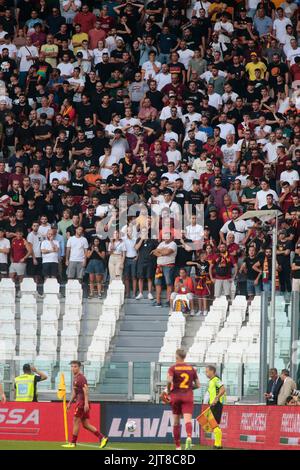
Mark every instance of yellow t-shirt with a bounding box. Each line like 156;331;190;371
245;61;267;81
72;33;88;53
41;44;58;68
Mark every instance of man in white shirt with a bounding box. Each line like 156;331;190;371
152;232;178;307
217;113;235;140
162;162;179;188
17;36;38;86
179;162;197;191
27;221;43;283
186;214;204;247
156;63;172;91
264;133;282;163
66;226;88;280
40;229;60;279
57;52;74;77
38;216;51;241
221;134;239;168
214;15;234;44
280;159;300;189
255;180;279;209
286;38;300;65
220;208;250;245
254;116;272;142
147;185;164;216
222;83;239;103
49;162;69;191
0;227;10;275
178;40;194;70
159;188;181;217
142;51;161;80
166;139;182;169
182;103;202;130
273;8;292;44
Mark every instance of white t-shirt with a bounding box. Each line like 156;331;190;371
57;61;74;76
221;143;239;165
208;92;223;110
99;153;119;179
161;171;179;184
122;237;137;257
273;17;292;43
280;170;300;185
166;149;182;166
67;235;88;262
0;237;10;263
178;49;194;69
214;21;234;44
49;170;69;191
164;131;179;143
142;60;161;80
156;72;171;91
38;224;51;241
93;47;109;65
68;76;85;102
41;239;60;263
193;0;211;16
0;43;17;58
179;169;197;191
287;47;300;65
27;231;43;258
218;123;235;140
186;224;204;242
256;189;279;208
220;219;249;245
17;45;38;72
156;240;177;266
263;142;281;163
148;194;165;215
160;105;182;120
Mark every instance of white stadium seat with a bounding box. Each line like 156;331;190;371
225;343;244;363
20;278;37;295
43;278;60;295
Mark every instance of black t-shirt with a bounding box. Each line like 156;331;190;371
205;218;223;244
76;103;95;127
106;173;126;198
187;190;204;207
176;238;193;267
245;255;259;280
136;238;158;264
68;177;88;196
277;240;292;266
145;90;164;111
173;189;187;211
97;105;114;125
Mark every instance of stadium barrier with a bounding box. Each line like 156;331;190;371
101;402;300;448
201;405;300;450
0;402;101;442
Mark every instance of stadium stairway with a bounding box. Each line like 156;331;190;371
180;316;204;351
97;299;169;396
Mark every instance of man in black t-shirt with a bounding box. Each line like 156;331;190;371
107;164;126;198
240;245;261;299
135;227;158;300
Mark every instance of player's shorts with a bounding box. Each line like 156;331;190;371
170;393;194;415
74;403;91;420
210;401;223;424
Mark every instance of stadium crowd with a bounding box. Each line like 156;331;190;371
0;0;298;311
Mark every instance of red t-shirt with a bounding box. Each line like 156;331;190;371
174;276;194;294
168;363;198;394
73;373;87;406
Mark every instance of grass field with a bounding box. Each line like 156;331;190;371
0;440;212;451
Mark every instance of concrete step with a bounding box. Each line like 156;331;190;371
111;353;159;362
117;330;166;337
115;337;164;348
121;321;168;331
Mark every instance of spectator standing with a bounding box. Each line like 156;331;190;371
66;226;88;280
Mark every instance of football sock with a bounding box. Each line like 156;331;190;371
173;425;181;447
185;422;192;438
214;427;222;447
71;434;78;444
94;430;104;440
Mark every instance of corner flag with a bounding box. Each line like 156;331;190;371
57;373;68;443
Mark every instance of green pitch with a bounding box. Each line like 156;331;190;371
0;440;212;451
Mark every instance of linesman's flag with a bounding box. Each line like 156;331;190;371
196;407;218;433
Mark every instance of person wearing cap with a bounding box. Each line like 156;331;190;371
14;363;47;402
245;51;267;81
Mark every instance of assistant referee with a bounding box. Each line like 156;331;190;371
204;365;226;450
14;364;48;402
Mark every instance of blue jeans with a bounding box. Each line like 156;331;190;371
155;266;175;286
247;279;261;296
